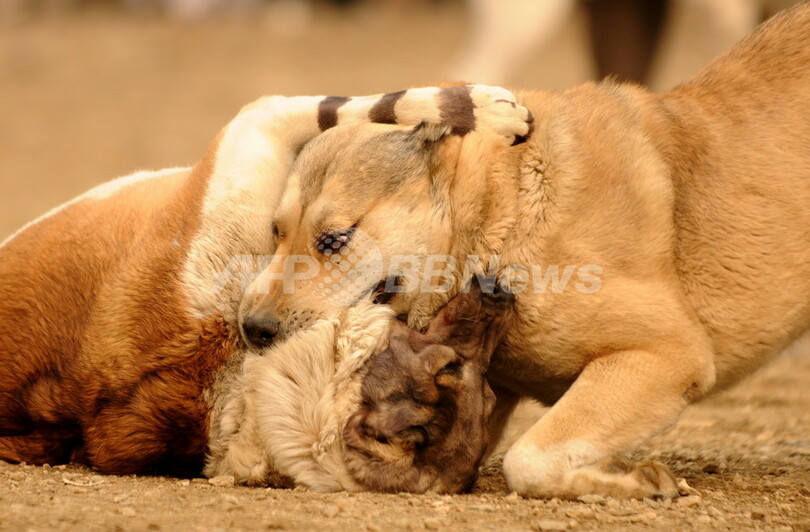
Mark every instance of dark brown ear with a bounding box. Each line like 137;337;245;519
344;282;509;494
423;276;515;361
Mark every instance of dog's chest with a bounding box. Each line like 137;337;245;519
486;304;584;404
488;339;582;404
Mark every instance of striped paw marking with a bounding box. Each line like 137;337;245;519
467;85;535;146
314;85;534;147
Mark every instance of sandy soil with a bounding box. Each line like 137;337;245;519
1;3;808;531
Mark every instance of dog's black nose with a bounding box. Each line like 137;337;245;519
241;315;281;349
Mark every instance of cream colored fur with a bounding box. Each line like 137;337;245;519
205;302;393;492
0;84;531;481
183;88;532;324
195;86;530;488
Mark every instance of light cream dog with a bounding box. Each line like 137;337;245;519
207;281;513;493
240;3;810;499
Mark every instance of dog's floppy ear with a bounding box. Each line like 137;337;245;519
403;121;467;210
408;121;454;148
404;122;459;207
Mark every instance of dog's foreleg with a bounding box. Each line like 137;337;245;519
502;345;715;499
203;85;532;229
220;84;533;161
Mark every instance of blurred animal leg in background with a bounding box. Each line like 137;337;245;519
451;0;792;89
451;0;578;85
649;0;760;89
583;0;668;84
451;0;670;86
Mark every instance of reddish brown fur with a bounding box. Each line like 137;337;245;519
0;137;240;476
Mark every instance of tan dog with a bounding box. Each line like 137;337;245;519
241;3;810;498
0;85;531;478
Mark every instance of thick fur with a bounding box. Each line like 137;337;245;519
0;160;234;475
0;86;532;476
208;283;512;493
205;303;392;492
242;4;810;498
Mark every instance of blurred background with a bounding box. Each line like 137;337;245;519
0;0;799;241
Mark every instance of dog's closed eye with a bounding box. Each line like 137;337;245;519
315;227;356;255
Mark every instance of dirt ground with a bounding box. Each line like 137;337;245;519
1;347;808;531
1;3;808;531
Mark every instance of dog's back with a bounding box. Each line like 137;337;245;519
0;165;236;473
654;2;810;386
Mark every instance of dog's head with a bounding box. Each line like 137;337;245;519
230;277;514;493
238;121;504;344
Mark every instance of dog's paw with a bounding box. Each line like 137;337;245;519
569;456;681;500
504;444;680;500
467;85;534;146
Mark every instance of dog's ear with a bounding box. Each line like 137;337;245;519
404;122;463;209
408;121;454;148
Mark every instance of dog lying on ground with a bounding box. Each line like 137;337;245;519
207;279;513;493
0;85;531;483
239;3;810;499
